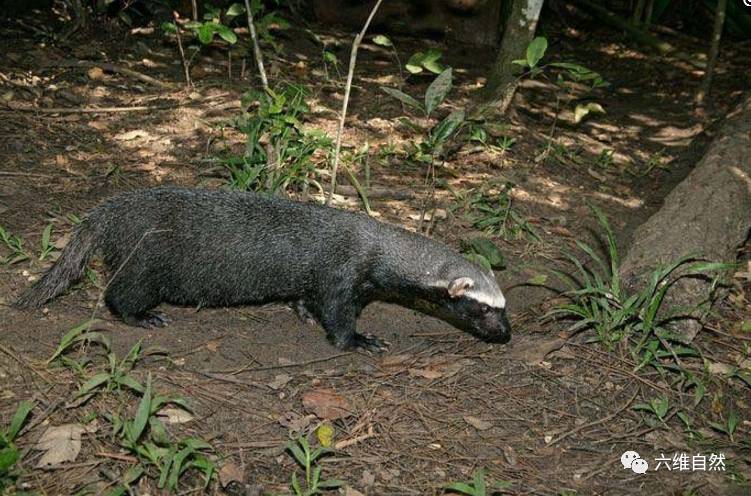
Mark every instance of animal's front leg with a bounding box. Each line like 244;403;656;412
318;299;388;353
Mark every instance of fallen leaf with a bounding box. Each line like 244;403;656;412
706;361;734;376
278;412;315;434
219;462;244;488
408;368;443;379
268;374;292;390
345;488;365;496
87;67;104;80
503;445;517;466
115;129;150;141
157;407;194;424
205;339;221;352
303;388;352;420
464;416;492;431
36;424;86;467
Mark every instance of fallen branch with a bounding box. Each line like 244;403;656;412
326;0;384;205
51;60;173;89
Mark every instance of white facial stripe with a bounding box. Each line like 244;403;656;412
466;287;505;308
468;271;506;308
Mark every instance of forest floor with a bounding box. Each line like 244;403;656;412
1;9;751;496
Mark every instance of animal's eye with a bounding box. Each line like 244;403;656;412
481;304;491;314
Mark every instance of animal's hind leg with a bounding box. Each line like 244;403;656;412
105;276;166;328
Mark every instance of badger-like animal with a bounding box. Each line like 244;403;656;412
17;187;511;351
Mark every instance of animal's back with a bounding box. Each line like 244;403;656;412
90;187;379;307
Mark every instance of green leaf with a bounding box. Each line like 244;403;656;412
317;478;345;488
287;440;307;467
196;23;216;45
41;223;52;249
464;253;491;272
215;24;237;44
526;37;548;68
372;34;392;47
132;374;152;442
573;102;606;124
461;236;505;269
226;3;245;16
422;49;445;74
444;482;476;495
473;468;486;495
425;68;452;116
431;109;465;145
291;472;302;495
48;320;96;363
728;411;738;436
0;447;20;472
183;438;213;451
7;400;34;441
527;274;548;285
406;52;425;74
115;375;145;393
123;464;145;485
381;87;422;111
76;372;111;397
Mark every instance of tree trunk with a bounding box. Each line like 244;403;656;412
695;0;727;106
620;93;751;341
481;0;544;112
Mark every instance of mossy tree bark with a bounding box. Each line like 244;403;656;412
481;0;544;113
620;93;751;341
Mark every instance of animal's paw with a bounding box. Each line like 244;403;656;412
349;333;390;354
124;312;170;329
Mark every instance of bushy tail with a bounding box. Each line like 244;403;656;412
15;220;98;308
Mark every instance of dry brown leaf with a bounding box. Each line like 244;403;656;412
36;424;86;467
407;368;443;379
219;462;244;488
268;374;292;390
87;67;104;80
302;388;352;420
157;407;194;424
464;416;492;431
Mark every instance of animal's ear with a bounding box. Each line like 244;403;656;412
447;277;474;298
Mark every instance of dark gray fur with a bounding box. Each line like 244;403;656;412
17;187;511;351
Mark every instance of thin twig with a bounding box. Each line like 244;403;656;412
326;0;384;205
243;0;269;92
4;103;185;114
173;11;193;88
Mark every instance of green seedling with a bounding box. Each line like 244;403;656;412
287;437;344;496
633;396;670;425
38;223;55;261
444;468;512;495
0;225;29;264
709;411;739;442
0;401;34;491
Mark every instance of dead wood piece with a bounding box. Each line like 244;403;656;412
51;60;173;89
620;92;751;341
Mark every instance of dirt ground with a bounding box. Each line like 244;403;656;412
1;8;751;496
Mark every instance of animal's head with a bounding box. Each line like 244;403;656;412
426;270;511;344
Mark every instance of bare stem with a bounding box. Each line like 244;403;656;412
326;0;384;205
243;0;269;92
172;11;192;89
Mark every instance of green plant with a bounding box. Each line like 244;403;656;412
710;411;739;442
547;207;733;385
0;225;29;264
445;468;511;495
286;437;344;496
465;183;540;241
461;236;506;272
226;84;332;193
0;401;34;491
633;396;670;425
38;223;55;261
405;48;445;75
110;375;213;493
382;68;464;161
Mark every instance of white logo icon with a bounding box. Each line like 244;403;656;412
744;0;751;7
621;451;648;474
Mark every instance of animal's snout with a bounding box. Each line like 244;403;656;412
492;309;512;344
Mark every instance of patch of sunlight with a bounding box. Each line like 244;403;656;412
592;191;643;209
